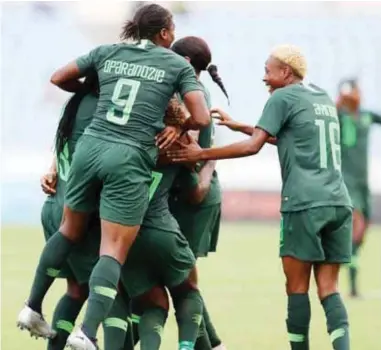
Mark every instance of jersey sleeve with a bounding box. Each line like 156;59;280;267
256;91;288;137
76;45;112;74
176;63;202;98
76;49;98;74
371;111;381;124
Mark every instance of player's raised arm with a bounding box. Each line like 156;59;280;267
182;91;210;130
50;61;85;93
211;108;277;145
51;46;100;93
167;126;270;163
176;63;210;130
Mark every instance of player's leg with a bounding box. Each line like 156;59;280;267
280;210;328;350
102;287;130;350
317;206;352;350
135;287;169;350
48;279;88;350
169;267;204;350
19;136;100;337
119;233;170;350
282;257;312;350
68;144;152;349
161;229;204;350
124;302;141;350
348;209;366;297
18;207;88;338
196;205;224;350
348;187;370;297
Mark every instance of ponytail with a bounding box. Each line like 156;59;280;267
120;20;140;41
207;64;230;104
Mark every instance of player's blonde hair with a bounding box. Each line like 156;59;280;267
271;44;307;79
164;97;187;127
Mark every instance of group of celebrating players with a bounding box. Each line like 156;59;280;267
15;3;379;350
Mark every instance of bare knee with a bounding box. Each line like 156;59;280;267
282;257;312;295
99;220;140;264
66;279;89;302
314;264;340;300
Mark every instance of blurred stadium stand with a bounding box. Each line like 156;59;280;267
2;2;381;223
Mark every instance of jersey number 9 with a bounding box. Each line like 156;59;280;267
107;78;141;125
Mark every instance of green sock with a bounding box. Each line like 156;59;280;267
195;319;212;350
103;293;130;350
29;232;74;313
172;289;203;350
286;294;310;350
202;302;221;348
321;293;350;350
348;242;360;295
124;314;140;350
47;294;84;350
138;306;167;350
82;256;121;339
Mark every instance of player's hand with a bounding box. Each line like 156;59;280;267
40;172;57;195
167;134;203;163
156;126;181;150
211;108;240;131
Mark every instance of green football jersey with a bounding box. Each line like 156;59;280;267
55;93;98;205
339;109;381;187
76;40;201;153
256;83;351;212
142;164;182;229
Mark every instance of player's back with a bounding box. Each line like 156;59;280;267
78;40;199;151
274;84;351;212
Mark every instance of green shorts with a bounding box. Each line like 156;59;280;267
171;203;221;258
280;206;353;263
41;199;100;284
120;214;195;298
65;135;155;226
346;184;371;220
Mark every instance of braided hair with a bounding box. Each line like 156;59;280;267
54;70;99;154
171;36;229;103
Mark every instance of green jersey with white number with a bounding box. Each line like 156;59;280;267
55;93;98;206
142;164;182;230
256;83;351;212
76;40;201;154
339;109;381;187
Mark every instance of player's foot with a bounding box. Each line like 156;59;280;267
17;304;56;339
213;344;228;350
66;328;98;350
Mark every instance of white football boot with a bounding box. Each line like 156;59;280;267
17;304;56;339
66;328;98;350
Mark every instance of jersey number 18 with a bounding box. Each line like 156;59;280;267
314;119;341;171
